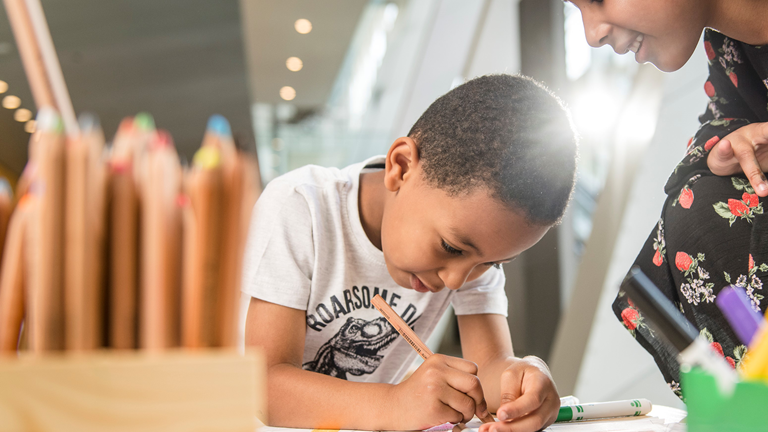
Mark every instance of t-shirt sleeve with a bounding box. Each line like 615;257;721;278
451;267;508;316
241;178;315;310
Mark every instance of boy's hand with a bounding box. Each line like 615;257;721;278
392;354;491;429
707;122;768;196
479;356;559;432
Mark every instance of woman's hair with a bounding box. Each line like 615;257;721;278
408;74;579;225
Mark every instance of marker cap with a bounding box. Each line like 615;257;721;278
716;285;763;345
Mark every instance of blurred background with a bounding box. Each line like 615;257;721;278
0;0;709;409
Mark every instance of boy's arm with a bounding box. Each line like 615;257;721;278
458;313;559;432
246;297;490;430
246;297;393;429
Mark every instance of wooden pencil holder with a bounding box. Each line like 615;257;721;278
0;349;266;432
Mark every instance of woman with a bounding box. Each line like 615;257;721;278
569;0;768;397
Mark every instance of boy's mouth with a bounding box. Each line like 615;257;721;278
410;274;434;293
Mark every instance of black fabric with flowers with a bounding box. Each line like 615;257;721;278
612;29;768;399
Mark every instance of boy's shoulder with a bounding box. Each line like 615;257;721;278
265;156;381;197
265;163;353;197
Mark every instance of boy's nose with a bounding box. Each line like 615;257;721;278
439;263;476;291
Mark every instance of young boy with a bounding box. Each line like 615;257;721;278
243;75;578;432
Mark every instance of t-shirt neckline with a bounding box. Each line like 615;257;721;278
347;155;388;266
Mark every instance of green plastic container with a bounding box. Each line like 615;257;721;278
682;368;768;432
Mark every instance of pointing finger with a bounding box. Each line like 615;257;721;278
731;135;768;196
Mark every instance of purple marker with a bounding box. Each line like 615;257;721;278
716;285;764;345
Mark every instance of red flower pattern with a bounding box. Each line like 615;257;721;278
711;342;724;356
728;198;749;216
621;308;639;330
679;187;694;209
653;249;663;267
705;41;715;60
704;81;715;98
743;192;759;207
730;72;739;87
749;254;755;271
704;136;720;151
675;252;693;272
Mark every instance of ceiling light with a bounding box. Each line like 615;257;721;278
14;108;31;122
280;86;296;101
2;95;20;109
294;19;312;34
24;119;35;134
286;57;303;72
0;80;7;94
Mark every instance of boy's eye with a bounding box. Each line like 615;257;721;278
492;263;501;270
441;239;463;255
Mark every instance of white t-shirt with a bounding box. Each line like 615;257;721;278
242;155;508;384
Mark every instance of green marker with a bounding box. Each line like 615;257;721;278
556;398;652;422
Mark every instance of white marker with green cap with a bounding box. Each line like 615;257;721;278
556;399;652;422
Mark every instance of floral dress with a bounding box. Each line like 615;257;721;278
612;29;768;399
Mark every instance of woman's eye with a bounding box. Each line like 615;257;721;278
492;263;501;270
441;239;463;255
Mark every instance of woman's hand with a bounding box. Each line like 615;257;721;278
708;122;768;196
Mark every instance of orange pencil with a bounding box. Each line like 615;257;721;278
216;153;244;347
64;114;108;350
0;179;12;267
64;114;107;351
26;107;65;352
108;159;138;349
107;118;142;349
83;114;108;350
139;131;182;350
181;144;222;348
371;294;496;424
0;194;31;353
2;0;55;109
63;127;88;350
180;190;199;347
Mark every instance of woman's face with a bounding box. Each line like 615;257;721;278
568;0;708;72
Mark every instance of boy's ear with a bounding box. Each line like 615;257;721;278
384;136;420;192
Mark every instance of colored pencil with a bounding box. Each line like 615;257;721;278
26;107;65;352
0;194;31;353
139;131;182;350
108;118;141;350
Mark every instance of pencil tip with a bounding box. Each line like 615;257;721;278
0;178;11;197
153;130;173;149
78;112;101;133
193;146;221;169
207;114;231;137
118;117;134;133
134;112;155;131
36;107;63;133
176;193;190;207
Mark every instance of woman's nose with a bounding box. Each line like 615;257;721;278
583;14;612;48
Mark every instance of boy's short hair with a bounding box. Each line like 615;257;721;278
408;74;578;226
